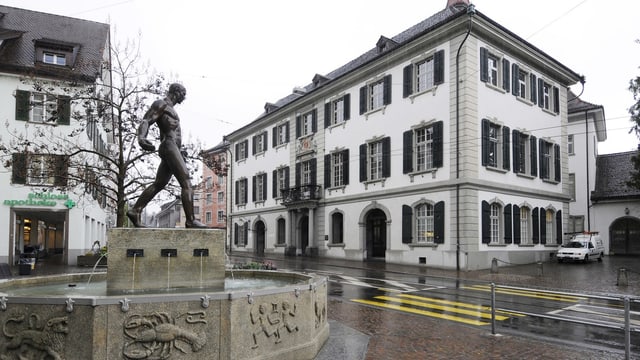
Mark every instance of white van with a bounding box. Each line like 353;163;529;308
556;232;605;263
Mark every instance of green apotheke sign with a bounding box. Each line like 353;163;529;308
3;193;76;209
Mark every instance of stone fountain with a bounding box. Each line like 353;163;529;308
0;228;329;359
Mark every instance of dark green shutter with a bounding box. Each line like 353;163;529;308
540;208;547;245
511;63;519;96
538;78;544;108
252;175;256;202
383;75;392;105
513;205;521;244
402;205;413;244
342;149;350;185
53;155;68;187
234;223;239;245
295;162;301;187
310;158;317;186
272;169;278;198
15;90;30;121
343;94;350;121
502;58;510;91
530;74;537;104
57;96;71;125
512;129;521;173
403;65;413;98
403;130;413;174
553;87;560;114
554;144;561;182
324;154;331;188
434;49;445;85
11;153;27;184
311;109;317;133
481;119;490;166
433;121;443;168
530;136;537;176
359;86;367;114
479;47;488;83
359;144;367;182
503;126;510;171
272;126;277;148
504;204;512;244
532;208;539;244
481;201;490;244
295;115;301;138
382;137;391;178
434;201;445;244
556;210;562;244
324;102;331;128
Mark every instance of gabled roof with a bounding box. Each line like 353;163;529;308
568;90;607;142
592;151;640;201
0;5;109;82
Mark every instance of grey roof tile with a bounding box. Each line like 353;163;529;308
592;151;640;201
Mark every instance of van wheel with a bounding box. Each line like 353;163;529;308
598;253;603;262
584;255;589;262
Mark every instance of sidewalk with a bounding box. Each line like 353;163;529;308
230;253;639;359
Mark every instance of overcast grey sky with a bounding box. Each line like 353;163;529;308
4;0;640;153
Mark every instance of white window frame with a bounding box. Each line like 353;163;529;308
217;191;224;203
276;167;287;198
369;79;385;111
301;160;312;186
517;132;531;174
415;203;435;244
217;210;225;223
545;209;555;243
255;132;266;154
206;193;213;204
205;211;212;224
27;154;56;186
31;93;58;123
43;52;66;66
330;152;345;188
568;134;575;155
517;68;529;101
255;173;266;202
302;111;314;137
487;123;501;168
331;97;345;126
415;126;434;172
368;141;383;181
490;203;501;244
276;123;288;146
237;142;247;160
238;179;247;205
415;56;435;93
520;207;531;245
541;140;556;181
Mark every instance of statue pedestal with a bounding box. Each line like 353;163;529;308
106;228;225;294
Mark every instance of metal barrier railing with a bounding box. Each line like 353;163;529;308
488;283;640;360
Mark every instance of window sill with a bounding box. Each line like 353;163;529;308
274;143;288;151
517;244;535;247
408;243;437;248
409;169;437;182
542;107;558;116
487;243;507;247
542;178;560;185
253;150;266;158
274;243;287;248
409;85;438;103
485;166;508;174
516;96;535;107
328;120;347;132
516;172;535;180
327;243;345;248
326;186;346;195
363;178;386;190
363;105;386;119
484;82;507;94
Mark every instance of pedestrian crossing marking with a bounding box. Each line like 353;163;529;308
463;285;585;303
374;295;510;320
398;294;525;317
332;275;429;292
351;298;490;326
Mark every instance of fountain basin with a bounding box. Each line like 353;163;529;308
0;270;329;360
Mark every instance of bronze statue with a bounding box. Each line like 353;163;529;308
127;83;207;228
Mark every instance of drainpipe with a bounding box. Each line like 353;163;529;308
455;4;475;272
584;110;591;231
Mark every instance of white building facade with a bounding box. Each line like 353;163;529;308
0;6;112;266
225;1;583;270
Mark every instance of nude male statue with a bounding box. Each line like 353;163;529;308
126;83;207;228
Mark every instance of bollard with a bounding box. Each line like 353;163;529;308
537;262;543;277
617;268;629;287
491;258;498;273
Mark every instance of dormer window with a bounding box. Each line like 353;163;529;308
43;52;66;66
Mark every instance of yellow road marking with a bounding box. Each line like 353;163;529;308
374;295;509;320
463;285;584;302
352;298;490;326
398;294;525;317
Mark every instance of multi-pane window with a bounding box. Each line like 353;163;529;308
415;127;434;171
569;173;576;201
331;212;344;244
205;212;212;224
545;209;555;243
360;137;390;182
277;218;286;244
520;207;530;245
15;90;70;125
273;167;289;198
567;134;574;155
487;54;499;86
480;47;510;91
324;94;351;127
490;203;501;244
541;81;551;110
332;97;345;125
235;140;248;161
325;150;349;189
235;178;248;205
217;210;225;223
274;122;289;146
218;174;225;186
27;154;56;185
235;223;247;246
403;50;445;97
206;193;213;204
513;130;536;176
403;122;443;174
368;141;383;181
360;75;391;113
301;161;312;186
253;173;267;202
517;69;528;100
43;52;66;65
415;203;434;243
217;192;224;203
539;140;560;182
537;79;559;114
252;131;268;155
205;176;213;190
482;119;510;170
296;110;317;138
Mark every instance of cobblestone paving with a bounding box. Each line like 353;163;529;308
328;298;626;359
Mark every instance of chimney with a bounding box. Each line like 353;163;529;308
447;0;470;8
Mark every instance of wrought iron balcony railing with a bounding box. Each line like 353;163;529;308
281;185;322;205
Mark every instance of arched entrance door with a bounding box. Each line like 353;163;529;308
610;217;640;255
255;220;266;256
299;216;309;254
366;209;387;260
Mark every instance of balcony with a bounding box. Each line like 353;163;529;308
281;185;322;207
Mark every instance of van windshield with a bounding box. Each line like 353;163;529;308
565;241;585;248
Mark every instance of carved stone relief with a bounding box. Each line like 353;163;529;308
1;312;69;360
250;301;299;349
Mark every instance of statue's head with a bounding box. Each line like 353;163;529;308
168;83;186;104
